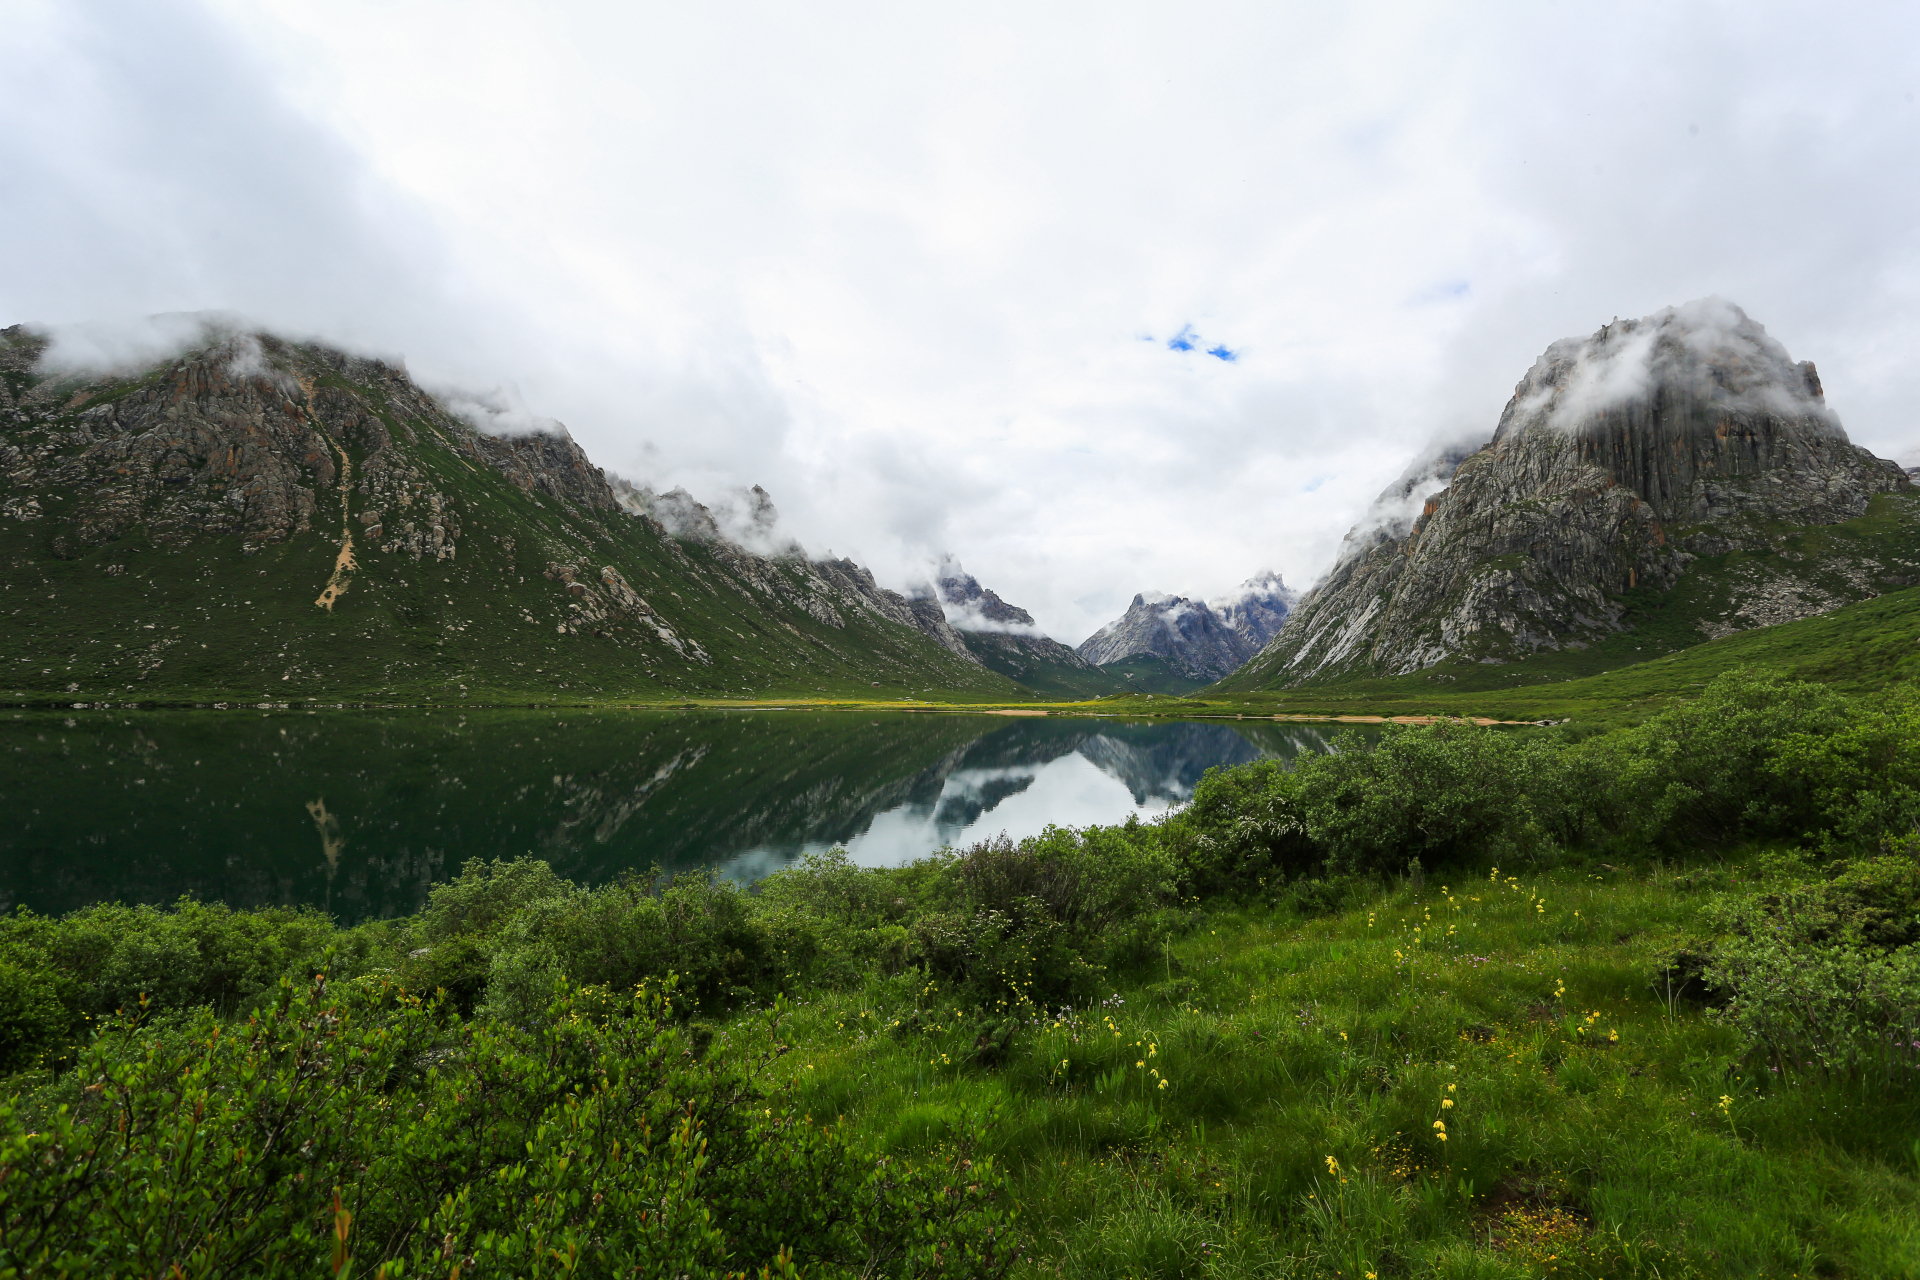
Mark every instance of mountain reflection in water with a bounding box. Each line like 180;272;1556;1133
0;709;1362;923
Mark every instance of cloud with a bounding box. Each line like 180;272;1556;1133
1500;297;1838;437
937;600;1046;637
29;312;244;376
6;1;1920;641
433;384;569;439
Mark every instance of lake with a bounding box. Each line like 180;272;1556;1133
0;708;1362;922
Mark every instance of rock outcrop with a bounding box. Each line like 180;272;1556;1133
931;558;1123;697
1076;571;1296;683
1240;299;1914;685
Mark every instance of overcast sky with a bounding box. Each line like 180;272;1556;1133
5;1;1918;643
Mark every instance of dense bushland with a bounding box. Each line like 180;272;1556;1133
2;978;1013;1277
2;667;1917;1275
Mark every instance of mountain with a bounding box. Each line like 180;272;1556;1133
1210;568;1299;652
0;319;1032;704
1076;571;1296;693
1222;299;1918;691
930;557;1126;699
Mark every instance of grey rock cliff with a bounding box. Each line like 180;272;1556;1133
1077;592;1249;681
1077;571;1295;682
1244;299;1913;685
931;557;1116;693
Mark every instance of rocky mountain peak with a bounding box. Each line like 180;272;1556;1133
1076;591;1246;682
1237;300;1913;686
1074;570;1295;687
1209;570;1296;651
933;556;1039;632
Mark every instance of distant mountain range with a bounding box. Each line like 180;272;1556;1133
15;303;1913;710
1076;570;1296;693
603;482;1123;699
927;557;1125;699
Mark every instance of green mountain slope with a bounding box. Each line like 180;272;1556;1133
0;324;1029;705
1197;582;1920;722
958;631;1130;699
1212;490;1920;705
1096;653;1213;696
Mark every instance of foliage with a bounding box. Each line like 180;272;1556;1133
1707;931;1920;1081
0;897;342;1074
1290;719;1566;873
1582;668;1851;848
1767;680;1920;852
0;974;1017;1278
1699;857;1920;1080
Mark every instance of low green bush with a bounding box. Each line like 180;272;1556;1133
0;897;344;1074
0;974;1018;1278
1701;857;1920;1079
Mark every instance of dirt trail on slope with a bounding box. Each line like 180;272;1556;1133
305;375;357;612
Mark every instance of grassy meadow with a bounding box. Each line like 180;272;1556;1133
2;668;1917;1275
741;860;1918;1277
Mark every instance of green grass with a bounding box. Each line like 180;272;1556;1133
725;861;1920;1277
1095;654;1216;697
1158;586;1920;728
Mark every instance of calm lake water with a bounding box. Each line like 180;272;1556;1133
0;708;1362;923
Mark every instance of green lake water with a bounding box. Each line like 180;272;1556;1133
0;708;1361;923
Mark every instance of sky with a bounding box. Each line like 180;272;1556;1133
5;1;1919;644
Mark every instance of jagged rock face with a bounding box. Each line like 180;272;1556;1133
0;324;619;568
1077;592;1251;681
1210;569;1297;653
929;558;1121;696
935;557;1038;629
1246;300;1913;684
1076;570;1294;683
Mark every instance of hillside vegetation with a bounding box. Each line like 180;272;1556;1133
3;668;1916;1275
0;325;1028;707
1178;583;1920;725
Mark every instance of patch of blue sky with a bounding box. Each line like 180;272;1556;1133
1206;345;1237;362
1302;474;1331;493
1167;325;1198;352
1411;279;1472;305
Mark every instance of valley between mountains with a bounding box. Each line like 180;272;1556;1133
3;300;1918;719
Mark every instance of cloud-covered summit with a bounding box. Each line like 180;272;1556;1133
1505;298;1838;442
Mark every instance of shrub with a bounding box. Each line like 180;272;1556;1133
0;897;341;1074
1583;668;1850;849
1291;721;1560;874
1701;857;1920;1079
417;856;580;941
1707;936;1920;1080
1166;759;1319;896
1767;681;1920;853
0;973;1019;1278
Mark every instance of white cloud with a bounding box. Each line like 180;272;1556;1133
5;1;1920;639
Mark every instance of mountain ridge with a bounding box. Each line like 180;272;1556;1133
1076;571;1295;692
929;557;1125;699
0;319;1032;704
1223;299;1917;692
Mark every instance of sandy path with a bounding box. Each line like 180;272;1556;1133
306;376;357;612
